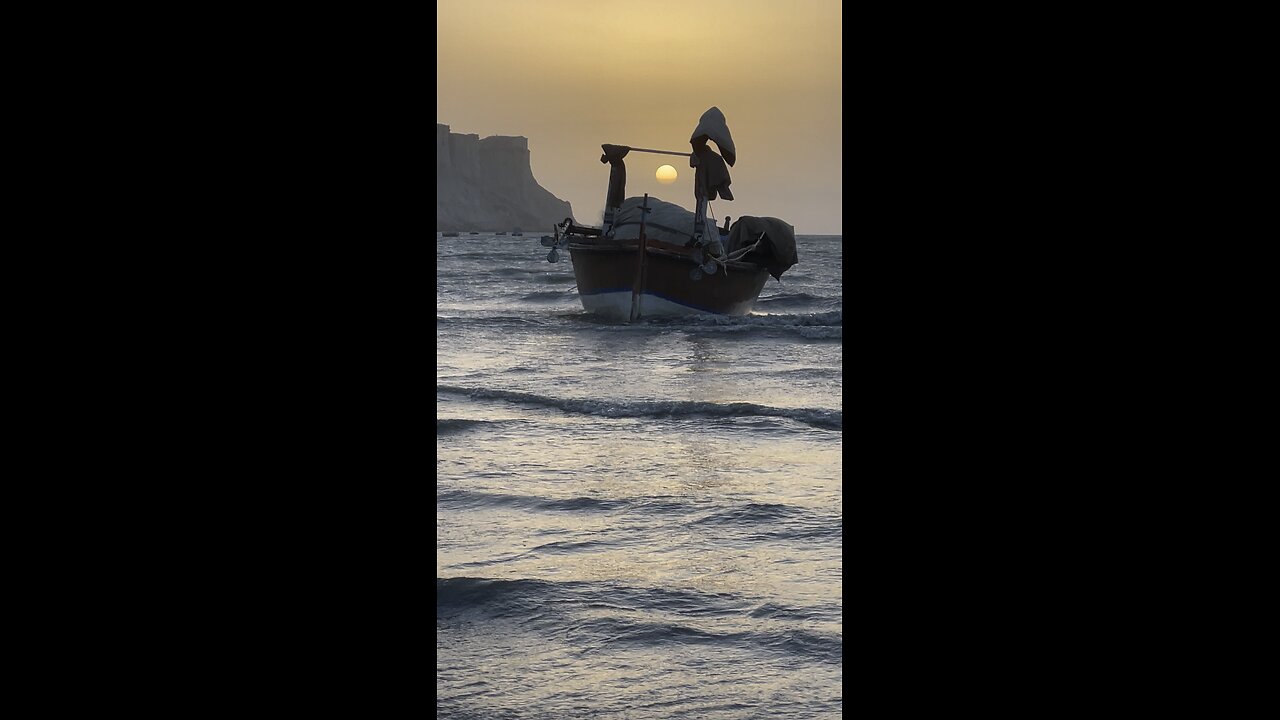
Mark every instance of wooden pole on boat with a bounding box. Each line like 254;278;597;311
625;147;693;158
629;194;651;323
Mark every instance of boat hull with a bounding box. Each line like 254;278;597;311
568;238;769;319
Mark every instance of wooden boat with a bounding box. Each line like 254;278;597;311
540;108;796;321
564;215;770;317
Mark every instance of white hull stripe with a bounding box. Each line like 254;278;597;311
578;290;753;318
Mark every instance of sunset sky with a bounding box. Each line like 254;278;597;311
437;0;842;235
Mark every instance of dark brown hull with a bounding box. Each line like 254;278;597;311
568;237;769;319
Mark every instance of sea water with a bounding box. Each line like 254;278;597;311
437;233;842;719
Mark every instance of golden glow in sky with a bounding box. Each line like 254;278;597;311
437;0;842;234
656;165;678;184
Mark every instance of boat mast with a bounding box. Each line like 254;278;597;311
628;193;652;322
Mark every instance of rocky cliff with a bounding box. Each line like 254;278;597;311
437;124;573;232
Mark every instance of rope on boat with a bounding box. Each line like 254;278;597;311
699;201;729;275
726;235;765;262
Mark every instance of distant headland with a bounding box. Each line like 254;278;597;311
436;124;573;232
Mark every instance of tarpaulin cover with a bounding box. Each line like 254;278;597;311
689;107;736;167
727;216;799;280
609;196;701;245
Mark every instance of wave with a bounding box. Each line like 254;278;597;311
560;311;843;341
770;366;843;378
436;315;552;327
470;268;578;286
438;250;538;261
692;502;843;541
438;576;572;618
643;310;841;327
565;616;842;664
490;267;543;278
437;488;628;513
437;576;841;663
795;327;842;340
518;290;578;302
532;273;576;285
438;577;738;617
449;540;610;570
436;385;842;430
437;418;507;435
692;502;808;525
435;490;709;521
436;311;840;342
753;292;838;308
526;539;604;554
589;311;844;338
434;708;533;720
747;601;841;621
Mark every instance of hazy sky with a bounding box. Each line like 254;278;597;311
437;0;842;235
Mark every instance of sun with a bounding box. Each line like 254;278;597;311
655;164;678;184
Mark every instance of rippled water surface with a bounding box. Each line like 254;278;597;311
437;232;842;719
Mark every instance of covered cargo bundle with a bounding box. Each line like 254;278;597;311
609;196;708;246
726;216;798;281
